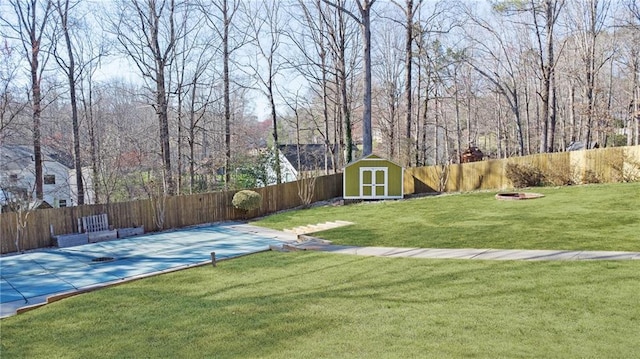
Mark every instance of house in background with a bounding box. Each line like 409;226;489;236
265;144;338;184
0;145;94;210
566;140;599;151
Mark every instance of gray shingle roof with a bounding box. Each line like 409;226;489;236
278;144;337;172
0;145;73;172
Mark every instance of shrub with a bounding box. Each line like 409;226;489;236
544;162;577;186
582;170;601;184
232;190;262;212
296;171;318;208
505;163;545;188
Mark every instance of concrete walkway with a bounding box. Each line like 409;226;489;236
293;241;640;261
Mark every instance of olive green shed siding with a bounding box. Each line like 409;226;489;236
343;154;404;199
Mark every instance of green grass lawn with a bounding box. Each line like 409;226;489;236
2;182;639;358
255;182;640;251
1;252;639;358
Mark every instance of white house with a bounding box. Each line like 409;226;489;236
0;145;94;209
265;144;338;185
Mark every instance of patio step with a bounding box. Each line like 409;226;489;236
284;220;354;235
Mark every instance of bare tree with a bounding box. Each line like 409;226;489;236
534;0;564;152
493;0;565;153
289;0;339;172
624;0;640;145
110;0;181;195
464;8;527;155
199;0;244;188
445;52;464;163
183;54;216;195
403;1;457;165
220;0;234;187
3;0;55;200
0;186;38;253
566;0;612;148
326;0;357;164
244;0;287;184
171;4;215;194
76;30;108;204
290;0;357;165
52;0;87;204
391;0;421;166
94;83;158;203
0;44;29;144
414;27;435;165
141;170;166;231
373;22;403;160
323;0;377;157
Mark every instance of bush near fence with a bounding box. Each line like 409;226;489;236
2;146;639;254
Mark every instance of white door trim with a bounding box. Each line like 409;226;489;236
359;167;388;198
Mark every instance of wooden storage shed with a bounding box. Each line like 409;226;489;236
343;154;404;200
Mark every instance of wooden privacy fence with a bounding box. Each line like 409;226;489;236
1;146;638;254
404;146;640;194
1;173;343;254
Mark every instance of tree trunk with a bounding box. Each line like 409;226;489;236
496;92;503;159
548;69;557;152
525;83;531;155
337;7;353;163
149;0;176;195
323;0;371;160
512;93;525;156
569;84;576;142
434;90;440;163
318;5;332;174
16;0;54;201
453;68;462;163
633;61;640;146
79;60;99;203
31;44;44;200
535;0;561;154
361;2;373;156
223;0;232;187
268;83;282;184
156;64;174;195
58;0;84;204
189;78;197;194
582;0;601;149
539;67;550;153
404;0;414;166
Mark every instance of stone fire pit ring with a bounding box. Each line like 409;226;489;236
495;192;545;200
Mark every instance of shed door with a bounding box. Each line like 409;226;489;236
360;167;387;198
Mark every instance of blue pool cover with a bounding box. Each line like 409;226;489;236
0;222;295;317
